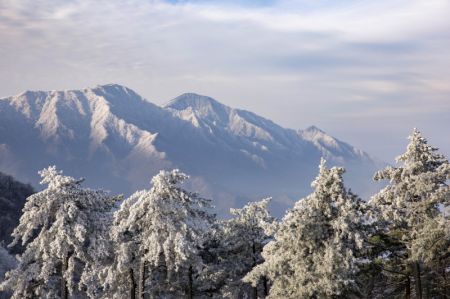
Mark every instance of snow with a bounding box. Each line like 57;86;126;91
299;125;373;163
244;159;370;298
104;169;214;298
0;166;120;298
371;128;450;262
0;126;447;299
0;84;381;216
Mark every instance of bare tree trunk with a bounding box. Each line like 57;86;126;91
405;276;411;299
129;268;137;299
366;274;376;299
423;269;430;299
187;265;193;299
61;251;70;299
262;276;268;297
138;261;146;299
252;242;258;299
253;286;258;299
443;265;449;299
27;279;38;299
414;262;423;299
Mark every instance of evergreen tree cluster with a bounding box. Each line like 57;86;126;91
0;129;449;299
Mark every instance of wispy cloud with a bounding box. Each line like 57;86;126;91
0;0;449;159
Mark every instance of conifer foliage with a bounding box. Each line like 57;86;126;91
0;129;449;299
0;166;120;299
199;198;274;298
244;159;369;298
370;128;450;298
104;169;214;299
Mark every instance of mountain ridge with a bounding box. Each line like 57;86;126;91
0;84;382;215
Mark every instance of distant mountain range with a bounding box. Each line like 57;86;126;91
0;84;383;215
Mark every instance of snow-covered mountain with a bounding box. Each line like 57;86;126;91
0;84;383;215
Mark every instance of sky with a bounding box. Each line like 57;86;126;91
0;0;449;161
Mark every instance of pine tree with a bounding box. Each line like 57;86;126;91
199;198;274;298
370;128;450;298
104;169;214;299
0;166;120;299
0;244;16;299
244;159;369;298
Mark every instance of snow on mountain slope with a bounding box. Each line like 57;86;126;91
165;92;314;174
299;126;373;164
0;84;383;216
0;85;171;192
166;93;306;148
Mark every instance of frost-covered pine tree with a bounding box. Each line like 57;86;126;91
0;166;120;299
244;159;368;298
370;128;450;298
198;198;274;298
0;244;16;299
104;169;214;299
79;193;122;299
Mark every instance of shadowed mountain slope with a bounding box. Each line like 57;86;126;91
0;84;383;215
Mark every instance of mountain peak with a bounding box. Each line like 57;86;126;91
304;125;325;134
10;84;136;100
164;93;231;125
0;85;382;216
93;83;129;90
90;83;140;98
299;125;372;163
164;93;227;111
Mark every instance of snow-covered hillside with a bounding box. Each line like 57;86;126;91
0;84;382;215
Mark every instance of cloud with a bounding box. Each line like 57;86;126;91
180;0;450;41
0;0;449;160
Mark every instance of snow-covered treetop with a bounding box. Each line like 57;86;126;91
311;157;345;196
111;169;214;273
244;159;368;298
10;166;79;247
224;197;275;246
10;165;119;249
2;166;120;298
11;166;118;246
39;166;82;190
372;128;449;229
229;197;273;228
148;169;214;227
297;158;365;249
395;128;447;171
